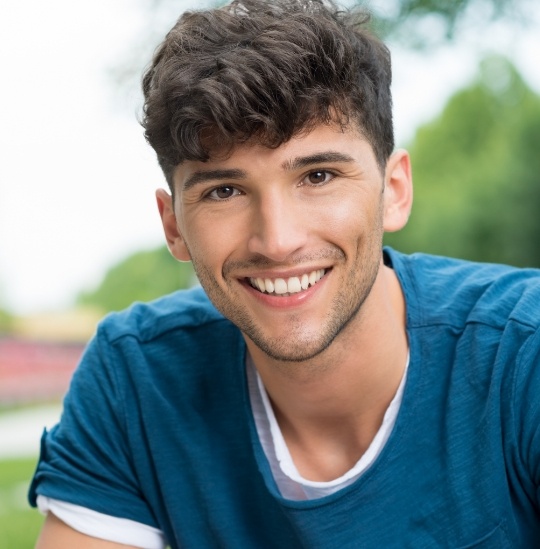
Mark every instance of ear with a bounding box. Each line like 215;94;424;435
155;188;191;262
382;149;413;233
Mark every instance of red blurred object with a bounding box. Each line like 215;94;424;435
0;337;84;404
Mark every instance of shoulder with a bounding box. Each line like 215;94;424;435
385;247;540;331
96;286;230;344
86;287;244;378
55;289;245;421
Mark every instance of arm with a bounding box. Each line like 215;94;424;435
29;330;163;541
36;513;139;549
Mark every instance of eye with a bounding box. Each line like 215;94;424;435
206;186;241;201
302;170;334;186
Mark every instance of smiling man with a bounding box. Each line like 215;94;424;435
29;1;540;547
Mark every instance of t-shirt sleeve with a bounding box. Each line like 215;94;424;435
28;325;159;529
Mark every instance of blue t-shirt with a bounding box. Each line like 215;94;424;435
29;249;540;547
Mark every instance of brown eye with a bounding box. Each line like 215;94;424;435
304;170;333;186
208;186;240;200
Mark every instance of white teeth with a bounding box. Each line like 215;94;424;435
264;278;274;293
287;277;301;293
274;278;288;294
249;269;326;295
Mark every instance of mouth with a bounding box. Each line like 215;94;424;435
247;268;328;296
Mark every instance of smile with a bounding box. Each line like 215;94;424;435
248;269;326;296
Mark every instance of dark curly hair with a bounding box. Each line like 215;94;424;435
142;0;394;188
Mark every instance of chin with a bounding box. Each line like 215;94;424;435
247;327;336;363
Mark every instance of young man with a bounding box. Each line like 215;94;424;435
30;0;540;547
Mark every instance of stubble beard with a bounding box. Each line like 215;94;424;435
188;231;383;364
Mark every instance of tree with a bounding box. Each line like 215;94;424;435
371;0;521;45
385;56;540;267
77;247;196;313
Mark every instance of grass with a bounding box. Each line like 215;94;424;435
0;457;44;548
0;399;61;417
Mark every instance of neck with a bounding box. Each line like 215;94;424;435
246;263;408;481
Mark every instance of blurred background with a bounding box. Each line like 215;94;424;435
0;0;539;545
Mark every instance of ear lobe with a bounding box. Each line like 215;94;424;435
155;188;191;262
382;149;413;233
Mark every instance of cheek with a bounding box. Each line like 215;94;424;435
183;213;245;271
321;192;380;235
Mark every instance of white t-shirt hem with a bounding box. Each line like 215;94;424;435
37;495;166;549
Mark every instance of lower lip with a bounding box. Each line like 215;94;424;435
242;272;329;309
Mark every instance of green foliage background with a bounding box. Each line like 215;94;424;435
78;247;196;313
0;458;43;548
385;56;540;267
0;308;13;333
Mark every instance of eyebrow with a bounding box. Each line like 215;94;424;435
181;151;355;191
282;151;356;171
182;169;247;191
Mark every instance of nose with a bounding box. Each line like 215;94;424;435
247;189;308;262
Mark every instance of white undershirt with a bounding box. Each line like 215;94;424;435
38;354;408;545
246;354;409;500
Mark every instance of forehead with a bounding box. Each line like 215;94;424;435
173;123;375;191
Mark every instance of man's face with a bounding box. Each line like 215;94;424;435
161;124;407;362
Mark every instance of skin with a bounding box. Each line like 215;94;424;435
36;123;413;545
36;512;138;548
